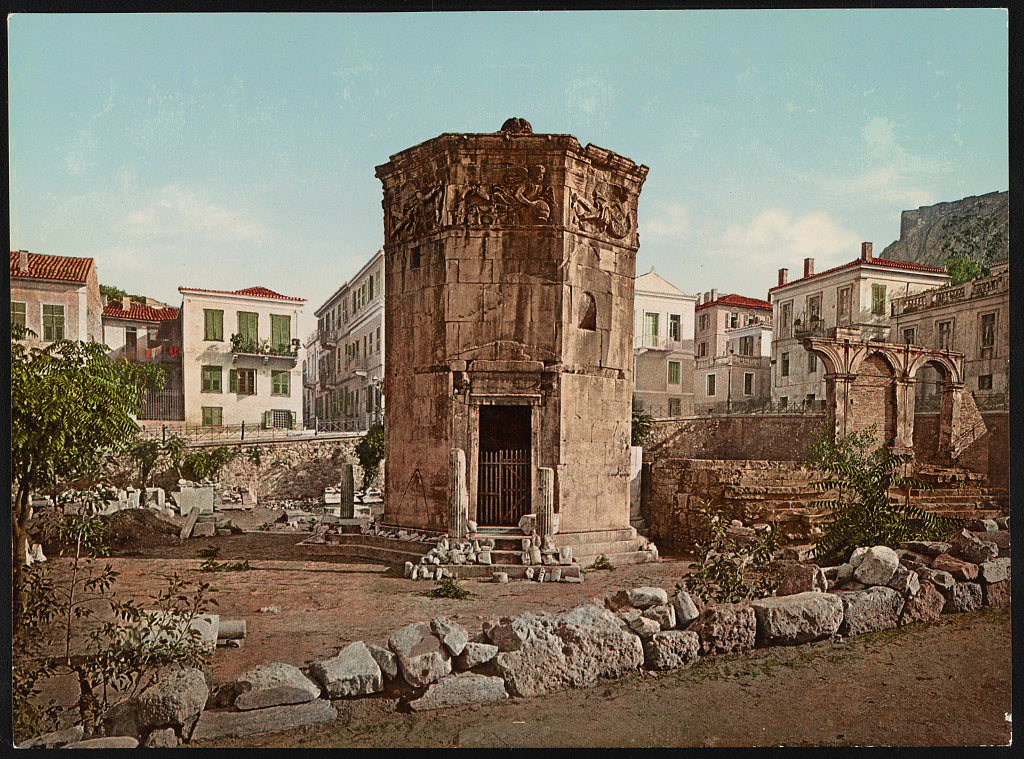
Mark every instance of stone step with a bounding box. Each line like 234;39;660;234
574;550;658;567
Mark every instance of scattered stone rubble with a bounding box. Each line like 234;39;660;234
19;519;1009;747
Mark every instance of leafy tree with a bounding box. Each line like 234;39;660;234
354;421;386;489
10;330;164;625
126;436;186;507
178;446;235;481
99;284;147;304
804;424;959;565
631;399;653;447
941;212;1006;285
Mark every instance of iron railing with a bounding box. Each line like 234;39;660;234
478;449;530;526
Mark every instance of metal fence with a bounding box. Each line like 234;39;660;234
136;422;361;445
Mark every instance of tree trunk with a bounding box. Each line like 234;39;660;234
12;482;31;631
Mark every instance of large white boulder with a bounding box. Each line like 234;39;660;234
751;592;844;645
407;673;509;711
309;641;384;698
233;662;321;710
642;630;700;670
852;546;900;586
388;621;452;687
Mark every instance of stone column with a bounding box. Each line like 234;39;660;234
941;382;962;459
449;448;469;538
536;467;555;537
892;377;916;457
339;464;355;519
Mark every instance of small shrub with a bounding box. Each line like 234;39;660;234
588;554;615;571
354;422;385;489
423;577;473;599
683;500;779;605
179;446;235;482
196;545;220;558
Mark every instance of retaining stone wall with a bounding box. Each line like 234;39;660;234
644;415;824;462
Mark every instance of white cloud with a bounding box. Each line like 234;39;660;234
120;185;269;245
703;208;860;288
643;202;690;239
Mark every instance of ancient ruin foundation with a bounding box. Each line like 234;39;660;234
376;118;648;549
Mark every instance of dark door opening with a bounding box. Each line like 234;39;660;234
477;405;531;526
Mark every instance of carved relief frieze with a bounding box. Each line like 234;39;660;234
453;163;556;228
570;182;633;240
387;180;445;241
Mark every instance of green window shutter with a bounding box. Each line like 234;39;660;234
271;315;290;351
289;411;296;429
263;410;272;429
202;366;222;393
238;311;258;342
204;309;223;340
229;369;238;393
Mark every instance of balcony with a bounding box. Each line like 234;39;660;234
230;334;299;367
793;316;826;338
634;335;684;352
695;354;768;370
890;270;1008;316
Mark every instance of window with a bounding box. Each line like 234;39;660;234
201;407;222;427
125;327;137;353
579;292;597;330
411;246;421;269
201;365;222;393
42;304;64;341
938;320;953;351
739;335;755;356
668;398;681;417
376;326;381;353
271;370;290;397
669;314;681;342
229;368;256;395
743;372;754;396
11;302;26;330
365;386;373;413
237;311;258;342
781;352;790;377
978;374;993;391
729;312;739;328
837;286;852;325
780;302;792;337
779;396;788;409
697;341;707;358
807;351;817;372
368;274;374;300
706;374;716;396
807;294;822;322
643;313;659;346
980;313;996;359
204;309;224;341
805;393;816;406
271;315;291;352
871;284;886;316
668;361;681;385
903;328;916;346
698;313;708;331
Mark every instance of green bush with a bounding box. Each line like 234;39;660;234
423;577;473;599
354;421;385;489
805;424;960;565
683;500;779;605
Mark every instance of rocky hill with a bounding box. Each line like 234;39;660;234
880;191;1008;268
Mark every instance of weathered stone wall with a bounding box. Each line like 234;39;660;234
644;458;826;550
644;415;825;462
144;438;371;502
881;191;1008;268
847;354;896;447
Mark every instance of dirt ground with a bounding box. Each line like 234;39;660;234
31;512;1013;748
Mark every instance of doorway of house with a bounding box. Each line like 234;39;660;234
477;405;531;526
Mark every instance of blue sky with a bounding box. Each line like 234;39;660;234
9;10;1008;337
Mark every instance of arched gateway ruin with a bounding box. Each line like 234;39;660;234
374;119;656;564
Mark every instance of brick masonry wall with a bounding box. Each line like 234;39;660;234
644;415;825;462
846;354;895;446
643;458;827;551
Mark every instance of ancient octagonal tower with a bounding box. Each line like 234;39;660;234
376;118;647;543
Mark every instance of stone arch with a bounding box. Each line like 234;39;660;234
851;345;900;378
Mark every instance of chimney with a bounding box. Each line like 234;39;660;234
803;258;814;277
861;242;873;261
778;268;789;287
710;288;718;303
17;250;29;274
121;296;131;312
703;291;711;304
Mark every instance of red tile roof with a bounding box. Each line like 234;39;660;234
768;256;947;294
178;286;304;302
10;251;94;283
695;293;773;311
103;302;179;322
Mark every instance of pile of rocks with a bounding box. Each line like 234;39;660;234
404;537;497;578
